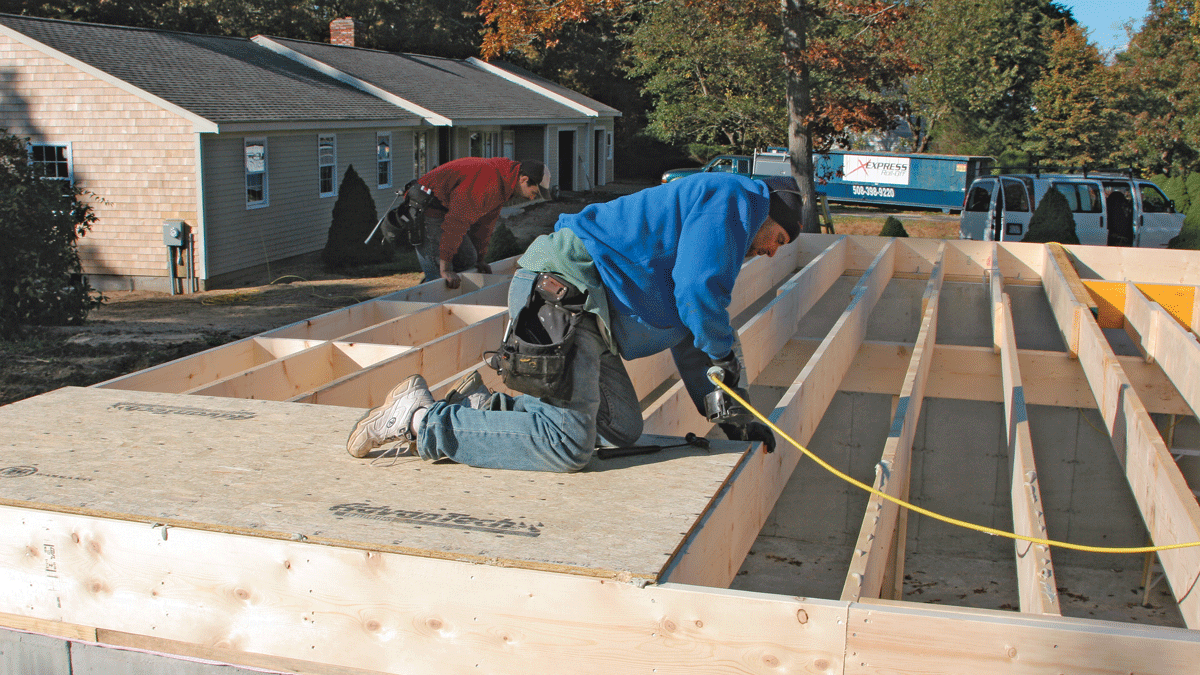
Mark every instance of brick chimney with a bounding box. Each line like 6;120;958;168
330;17;360;47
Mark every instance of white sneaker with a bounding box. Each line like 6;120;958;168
347;374;435;458
444;369;491;410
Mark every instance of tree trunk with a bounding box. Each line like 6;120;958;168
782;0;820;233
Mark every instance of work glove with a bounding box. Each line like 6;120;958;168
720;421;777;453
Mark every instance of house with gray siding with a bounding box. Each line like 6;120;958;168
0;13;619;291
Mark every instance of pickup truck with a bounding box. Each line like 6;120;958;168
660;149;791;184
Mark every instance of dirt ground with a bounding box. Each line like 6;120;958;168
0;186;642;407
0;185;956;407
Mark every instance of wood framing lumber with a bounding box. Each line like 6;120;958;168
658;238;850;586
1042;250;1200;628
1049;243;1099;317
1042;245;1086;359
96;337;323;394
262;300;431;341
738;237;848;380
1;504;851;675
841;243;943;602
789;234;1045;285
765;339;1190;416
997;292;1061;616
1122;283;1200;417
776;240;895;446
294;313;507;407
185;342;410;400
849;598;1200;674
339;304;505;347
371;273;510;306
990;243;1003;354
1083;281;1198;332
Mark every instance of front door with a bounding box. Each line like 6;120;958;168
558;130;575;192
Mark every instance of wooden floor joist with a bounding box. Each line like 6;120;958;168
3;235;1200;674
1043;248;1200;628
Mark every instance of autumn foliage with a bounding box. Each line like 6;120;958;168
479;0;627;57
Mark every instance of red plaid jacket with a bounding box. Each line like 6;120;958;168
417;157;522;262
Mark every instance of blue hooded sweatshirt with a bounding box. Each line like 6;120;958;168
555;173;770;360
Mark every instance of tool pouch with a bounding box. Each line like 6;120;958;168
383;181;437;247
488;273;586;401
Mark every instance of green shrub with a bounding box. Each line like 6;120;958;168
0;129;104;339
1186;172;1200;210
486;222;524;263
1169;202;1200;249
880;216;908;237
685;143;731;163
1023;188;1080;244
1163;173;1188;216
322;165;392;270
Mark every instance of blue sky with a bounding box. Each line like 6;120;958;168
1059;0;1149;53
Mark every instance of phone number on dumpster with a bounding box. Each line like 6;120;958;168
851;185;896;198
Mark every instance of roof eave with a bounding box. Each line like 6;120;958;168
253;36;454;127
0;22;220;133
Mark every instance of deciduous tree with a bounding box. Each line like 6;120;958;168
624;0;785;155
903;0;1070;158
782;0;917;231
1112;0;1200;174
1024;23;1123;169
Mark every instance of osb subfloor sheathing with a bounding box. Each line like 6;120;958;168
3;235;1200;675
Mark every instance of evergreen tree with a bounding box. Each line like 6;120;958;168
321;165;390;270
486;221;525;262
880;216;908;237
1023;189;1079;244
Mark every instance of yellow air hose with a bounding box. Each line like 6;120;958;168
709;373;1200;555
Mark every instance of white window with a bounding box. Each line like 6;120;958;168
29;142;72;180
468;132;483;158
245;137;268;208
377;133;392;188
413;131;428;178
318;134;337;197
607;131;613;160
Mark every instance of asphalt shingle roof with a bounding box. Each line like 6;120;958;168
0;14;420;124
263;38;595;122
485;61;620;117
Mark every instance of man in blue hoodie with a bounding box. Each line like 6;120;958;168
347;173;803;471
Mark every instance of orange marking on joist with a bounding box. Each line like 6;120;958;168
1083;281;1196;332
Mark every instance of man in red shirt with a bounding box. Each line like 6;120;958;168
408;157;550;288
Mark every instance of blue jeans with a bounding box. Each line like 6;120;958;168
416;269;642;472
414;212;478;283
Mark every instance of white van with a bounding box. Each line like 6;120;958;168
959;175;1108;244
959;173;1185;247
1070;174;1183;248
